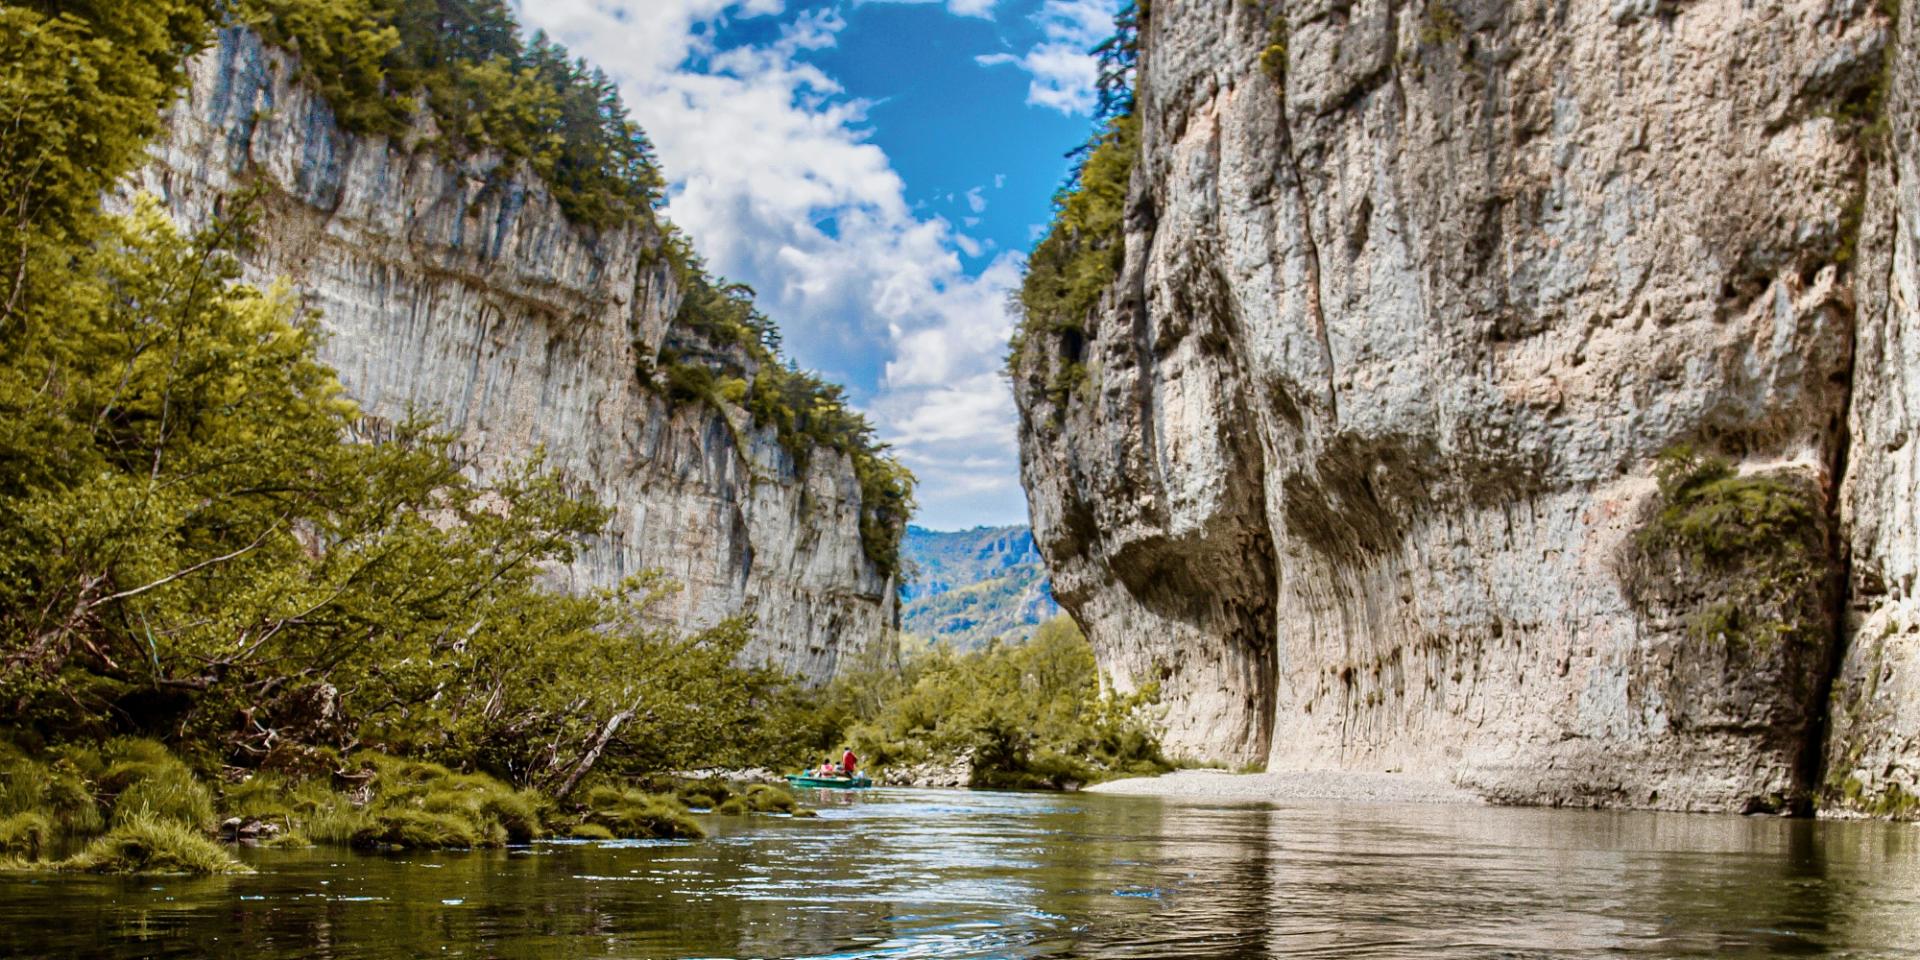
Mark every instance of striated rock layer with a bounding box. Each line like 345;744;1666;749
1016;0;1917;813
123;28;895;680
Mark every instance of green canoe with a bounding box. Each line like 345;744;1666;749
786;773;873;789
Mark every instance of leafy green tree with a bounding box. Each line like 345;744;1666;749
0;0;215;327
1012;3;1142;379
0;0;913;787
778;618;1167;788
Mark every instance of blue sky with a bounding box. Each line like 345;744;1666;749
511;0;1122;530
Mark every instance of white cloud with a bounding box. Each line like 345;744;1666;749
856;0;998;19
964;186;987;213
513;0;1028;527
975;0;1121;115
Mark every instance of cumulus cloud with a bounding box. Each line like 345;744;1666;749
513;0;1028;527
975;0;1121;115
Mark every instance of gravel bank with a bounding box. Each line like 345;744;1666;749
1086;769;1482;806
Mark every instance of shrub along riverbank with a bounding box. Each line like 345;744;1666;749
0;736;809;874
768;618;1171;790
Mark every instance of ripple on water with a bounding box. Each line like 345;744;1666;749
1;788;1917;959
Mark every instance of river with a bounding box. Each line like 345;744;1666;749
1;787;1916;958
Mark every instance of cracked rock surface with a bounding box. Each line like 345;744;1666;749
123;29;896;681
1016;0;1915;813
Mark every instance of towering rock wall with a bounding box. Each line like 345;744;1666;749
1828;0;1920;818
124;28;895;680
1017;0;1913;813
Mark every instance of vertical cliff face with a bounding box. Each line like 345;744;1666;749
1828;0;1920;818
124;29;895;680
1017;0;1910;812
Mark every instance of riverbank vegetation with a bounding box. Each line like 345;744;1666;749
774;618;1170;790
0;0;868;875
1;732;811;872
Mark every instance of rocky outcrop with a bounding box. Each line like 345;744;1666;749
122;28;895;680
1016;0;1907;812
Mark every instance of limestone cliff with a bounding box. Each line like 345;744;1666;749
1016;0;1916;813
1827;0;1920;819
123;28;896;680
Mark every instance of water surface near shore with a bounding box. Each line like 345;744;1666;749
1;787;1916;958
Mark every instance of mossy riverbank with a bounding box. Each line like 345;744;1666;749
0;738;810;875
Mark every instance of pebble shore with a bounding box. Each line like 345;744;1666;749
1085;769;1482;806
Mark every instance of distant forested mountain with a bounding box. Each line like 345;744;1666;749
899;526;1059;650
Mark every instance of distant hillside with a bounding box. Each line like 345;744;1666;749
900;525;1059;650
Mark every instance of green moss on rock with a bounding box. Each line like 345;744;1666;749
1623;446;1832;649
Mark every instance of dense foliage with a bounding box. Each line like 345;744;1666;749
0;0;864;804
1;735;807;873
238;0;665;229
771;618;1167;789
0;0;217;329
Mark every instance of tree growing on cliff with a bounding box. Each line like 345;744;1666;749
1011;2;1143;393
239;0;667;228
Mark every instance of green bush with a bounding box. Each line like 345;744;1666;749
673;778;735;810
781;617;1168;789
343;755;544;848
579;787;704;840
1;750;105;839
1016;112;1138;359
303;795;372;847
0;812;51;861
745;784;799;814
104;744;216;833
62;815;249;875
352;808;485;850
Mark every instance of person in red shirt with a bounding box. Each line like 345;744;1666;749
840;747;858;777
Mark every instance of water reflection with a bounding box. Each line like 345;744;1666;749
0;789;1914;959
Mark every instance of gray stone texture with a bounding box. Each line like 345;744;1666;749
1016;0;1914;814
126;29;895;681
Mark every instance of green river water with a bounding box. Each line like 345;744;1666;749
1;787;1916;959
